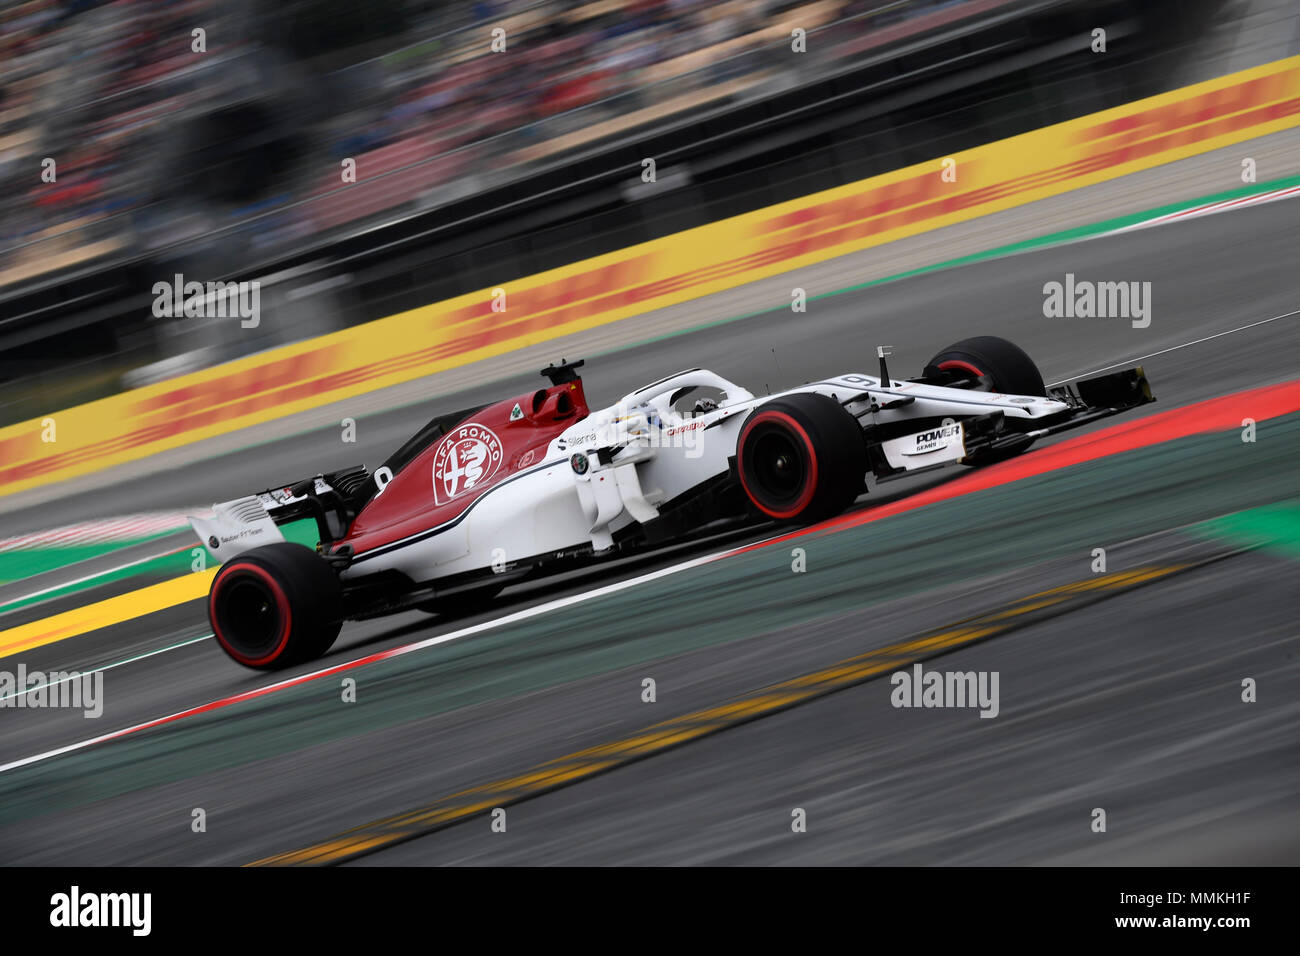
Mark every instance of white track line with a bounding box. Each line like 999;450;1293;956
8;303;1300;771
0;545;188;614
0;541;756;775
1047;308;1300;387
0;635;210;705
0;513;195;552
1108;184;1300;234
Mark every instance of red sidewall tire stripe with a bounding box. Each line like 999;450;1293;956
210;562;294;668
937;359;986;380
738;410;820;520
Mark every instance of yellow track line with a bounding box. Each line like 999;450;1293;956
0;571;213;658
248;562;1191;866
0;521;1198;663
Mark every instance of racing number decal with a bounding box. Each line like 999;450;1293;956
432;423;504;504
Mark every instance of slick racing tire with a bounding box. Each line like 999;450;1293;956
927;335;1045;466
208;543;343;670
737;393;866;524
925;335;1046;397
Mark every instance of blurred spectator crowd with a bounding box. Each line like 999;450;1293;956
0;0;992;288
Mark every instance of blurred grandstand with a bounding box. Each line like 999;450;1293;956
2;0;1281;424
0;0;997;287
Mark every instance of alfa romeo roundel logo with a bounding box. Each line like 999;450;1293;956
432;423;504;503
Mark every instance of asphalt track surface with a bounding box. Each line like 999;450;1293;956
1;197;1298;865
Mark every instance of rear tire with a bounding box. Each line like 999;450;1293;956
736;393;866;524
208;543;343;670
925;335;1046;397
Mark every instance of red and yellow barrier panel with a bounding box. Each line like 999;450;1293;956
3;55;1299;498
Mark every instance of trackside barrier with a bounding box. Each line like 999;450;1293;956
2;55;1298;498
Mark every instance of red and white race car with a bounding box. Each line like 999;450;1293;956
191;335;1153;669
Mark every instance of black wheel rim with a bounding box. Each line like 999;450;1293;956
749;428;806;504
217;575;282;655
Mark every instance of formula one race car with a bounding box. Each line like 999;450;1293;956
191;335;1153;669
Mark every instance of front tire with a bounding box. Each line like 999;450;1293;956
736;393;866;524
926;335;1046;465
208;543;343;670
925;335;1046;396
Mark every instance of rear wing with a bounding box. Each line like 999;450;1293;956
190;497;285;560
189;465;372;562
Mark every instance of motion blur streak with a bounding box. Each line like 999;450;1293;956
7;372;1299;657
0;570;215;658
248;561;1204;866
3;1;1299;870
